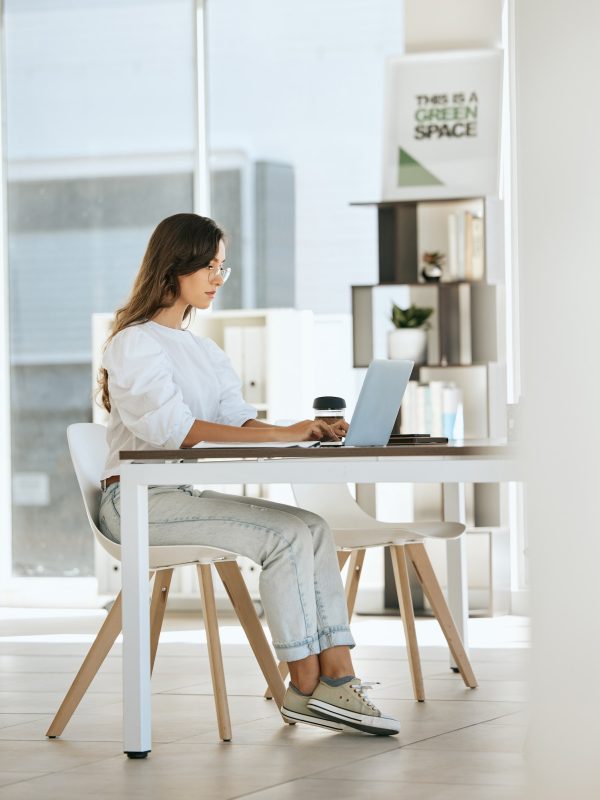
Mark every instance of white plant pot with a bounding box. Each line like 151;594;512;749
387;328;427;363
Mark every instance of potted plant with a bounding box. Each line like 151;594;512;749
388;302;434;363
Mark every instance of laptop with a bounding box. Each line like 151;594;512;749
193;358;413;450
320;358;414;447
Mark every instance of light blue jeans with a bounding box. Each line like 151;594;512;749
99;484;355;662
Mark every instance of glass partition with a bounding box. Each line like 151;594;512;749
5;0;197;577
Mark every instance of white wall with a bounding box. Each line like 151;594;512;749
405;0;503;52
515;0;600;796
206;0;404;313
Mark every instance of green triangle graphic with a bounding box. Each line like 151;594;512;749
398;147;443;187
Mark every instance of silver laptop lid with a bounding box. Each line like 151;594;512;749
344;359;414;447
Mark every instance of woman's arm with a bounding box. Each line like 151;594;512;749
241;418;276;429
180;417;340;447
243;417;349;436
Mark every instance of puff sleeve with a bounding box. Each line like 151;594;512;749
103;328;195;448
201;338;258;427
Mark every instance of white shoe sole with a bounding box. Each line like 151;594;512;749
307;698;401;736
281;706;346;732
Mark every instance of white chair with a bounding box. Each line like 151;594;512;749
46;423;286;742
266;483;476;702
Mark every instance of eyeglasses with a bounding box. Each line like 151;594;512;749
205;264;231;284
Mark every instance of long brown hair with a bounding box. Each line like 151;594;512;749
98;213;225;412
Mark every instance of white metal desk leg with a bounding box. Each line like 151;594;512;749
120;468;152;758
443;482;468;670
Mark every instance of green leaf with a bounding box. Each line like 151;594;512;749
390;301;434;329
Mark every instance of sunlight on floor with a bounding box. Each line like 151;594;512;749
0;608;530;649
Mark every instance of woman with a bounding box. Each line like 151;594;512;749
98;213;400;736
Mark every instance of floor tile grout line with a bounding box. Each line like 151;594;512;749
0;772;57;792
394;713;528;751
231;772;528;798
225;743;401;800
224;721;524;800
0;715;51;729
216;709;529;788
0;751;127;790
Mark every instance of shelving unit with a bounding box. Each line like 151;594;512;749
189;308;315;423
351;195;511;615
351;195;507;440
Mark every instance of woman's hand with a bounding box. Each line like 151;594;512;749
275;419;340;442
329;419;349;438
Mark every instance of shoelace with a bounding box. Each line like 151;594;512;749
349;680;380;711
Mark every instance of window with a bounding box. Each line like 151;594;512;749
4;0;199;579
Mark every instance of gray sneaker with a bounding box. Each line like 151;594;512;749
281;684;345;732
307;677;401;736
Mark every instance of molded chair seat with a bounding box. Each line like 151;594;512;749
293;483;465;548
46;423;285;743
281;482;477;702
70;422;243;570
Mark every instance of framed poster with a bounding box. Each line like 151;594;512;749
382;49;503;200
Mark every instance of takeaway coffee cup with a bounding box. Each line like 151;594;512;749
313;396;346;424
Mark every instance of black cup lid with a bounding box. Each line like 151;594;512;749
312;396;346;411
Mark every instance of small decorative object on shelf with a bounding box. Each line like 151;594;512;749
388;302;433;363
421;251;445;283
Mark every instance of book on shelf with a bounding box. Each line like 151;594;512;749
446;212;458;281
400;381;418;434
455;210;465;280
464;211;473;280
429;380;444;436
471;215;485;280
441;383;464;439
416;384;431;434
445;210;485;282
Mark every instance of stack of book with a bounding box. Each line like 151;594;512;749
400;380;464;439
446;211;485;281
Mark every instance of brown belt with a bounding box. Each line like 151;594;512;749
101;475;120;490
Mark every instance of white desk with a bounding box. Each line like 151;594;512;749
119;442;517;757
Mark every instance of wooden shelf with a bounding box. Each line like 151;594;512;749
350;196;485;207
352;284;500;368
417;363;491;369
377;280;487;287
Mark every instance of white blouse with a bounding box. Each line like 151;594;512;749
101;320;257;479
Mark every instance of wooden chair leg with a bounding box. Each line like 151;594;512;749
406;542;478;688
390;545;425;702
337;550;351;570
197;564;232;742
46;591;124;738
47;570;170;739
149;568;174;673
216;561;286;711
345;548;366;619
264;664;292;701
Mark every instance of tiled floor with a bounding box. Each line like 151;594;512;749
0;609;530;799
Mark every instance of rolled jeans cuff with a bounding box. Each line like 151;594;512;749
274;625;355;662
318;624;355;653
273;632;322;662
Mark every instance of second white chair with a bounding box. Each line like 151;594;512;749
264;483;477;703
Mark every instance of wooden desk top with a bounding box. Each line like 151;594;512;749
120;441;515;462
